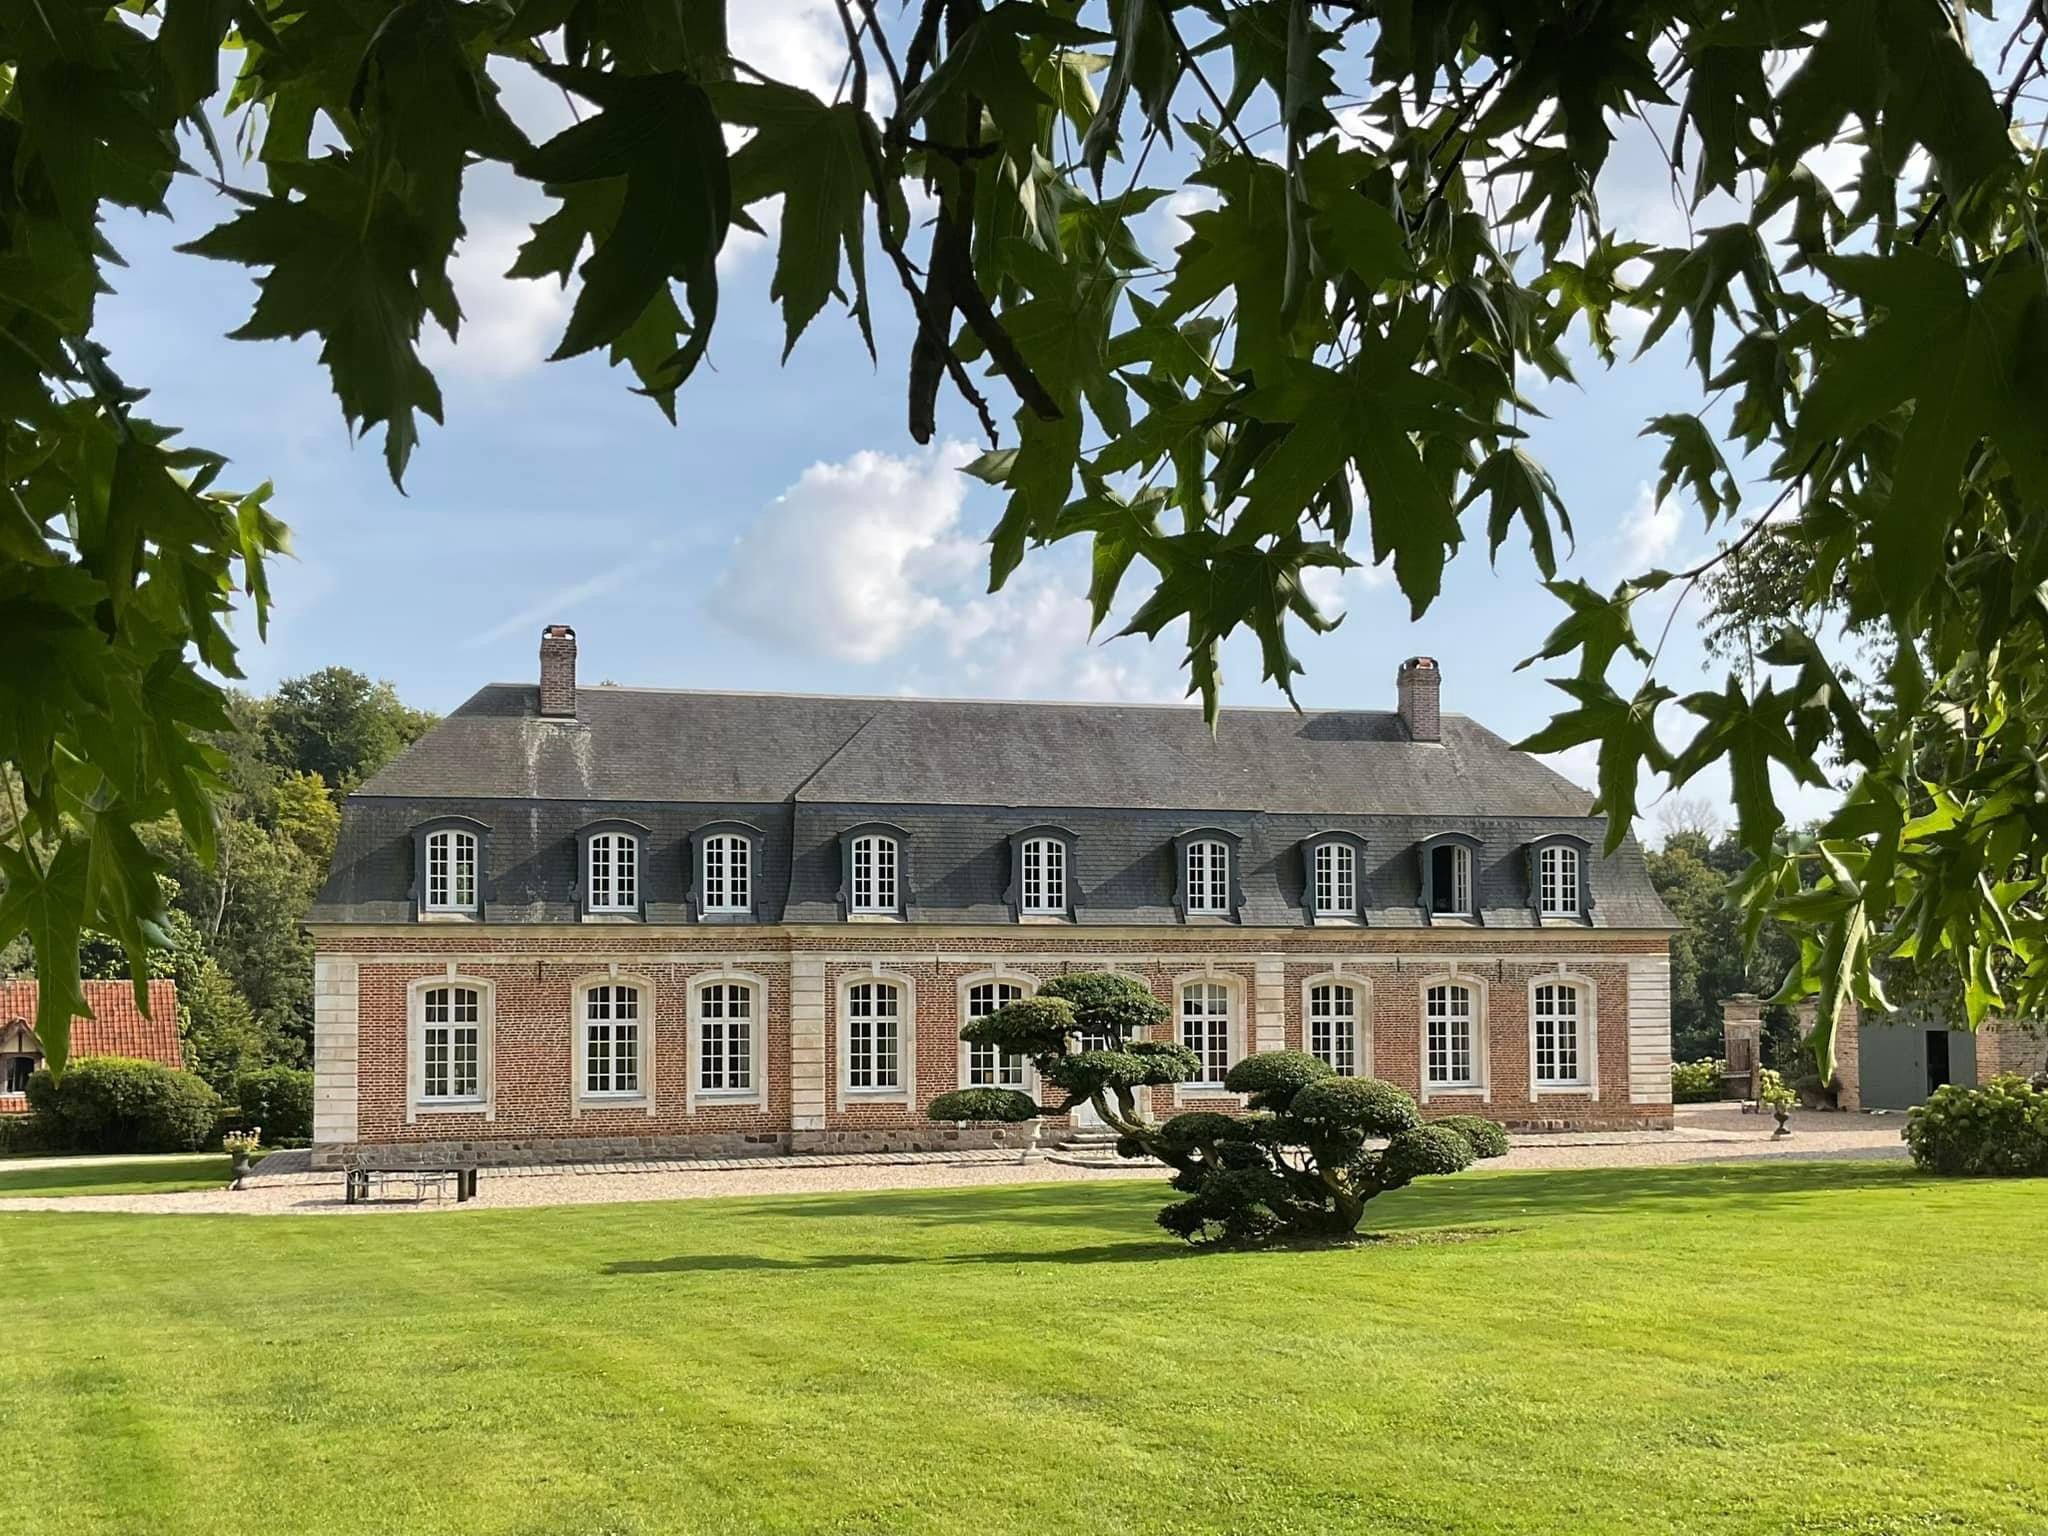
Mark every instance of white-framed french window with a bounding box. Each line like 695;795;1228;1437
1302;975;1369;1077
700;833;753;915
407;975;495;1122
423;828;478;914
585;831;640;913
839;972;914;1104
1421;975;1488;1098
1529;973;1598;1094
1313;841;1357;917
849;835;899;915
572;974;656;1114
1538;844;1582;917
1175;972;1242;1097
1019;837;1066;916
959;973;1033;1089
1184;839;1230;914
690;971;767;1108
1428;841;1474;917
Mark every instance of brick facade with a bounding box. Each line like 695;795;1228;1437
311;926;1675;1166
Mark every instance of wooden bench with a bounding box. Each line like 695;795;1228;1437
341;1156;479;1204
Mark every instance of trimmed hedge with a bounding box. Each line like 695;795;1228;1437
1434;1114;1510;1160
23;1057;222;1153
1904;1075;2048;1177
235;1066;315;1142
926;1087;1038;1124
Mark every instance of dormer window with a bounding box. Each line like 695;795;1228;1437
1302;832;1367;922
1020;836;1066;915
850;833;899;914
581;827;642;915
1538;843;1580;916
424;829;478;913
1185;839;1230;914
1419;834;1480;920
701;833;752;914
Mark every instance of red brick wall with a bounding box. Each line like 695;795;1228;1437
323;929;1673;1150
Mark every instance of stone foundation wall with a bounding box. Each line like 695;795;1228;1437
311;1121;1041;1170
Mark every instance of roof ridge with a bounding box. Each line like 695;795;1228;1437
471;680;1448;718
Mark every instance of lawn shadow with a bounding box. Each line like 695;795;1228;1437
603;1241;1186;1275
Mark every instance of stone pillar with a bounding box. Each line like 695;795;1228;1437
311;953;360;1161
1720;994;1762;1072
1253;955;1285;1052
789;953;827;1132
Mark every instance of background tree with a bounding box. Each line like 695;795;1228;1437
263;669;435;798
929;973;1503;1243
1648;828;1800;1064
11;2;2048;1077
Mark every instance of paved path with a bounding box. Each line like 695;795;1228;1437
0;1103;1908;1217
0;1151;221;1174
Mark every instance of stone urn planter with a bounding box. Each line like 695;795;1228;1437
1771;1103;1792;1139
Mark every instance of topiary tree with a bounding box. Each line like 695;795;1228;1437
927;978;1505;1245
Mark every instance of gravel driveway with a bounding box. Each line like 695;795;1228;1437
0;1103;1909;1217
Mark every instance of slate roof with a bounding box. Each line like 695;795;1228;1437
311;684;1678;930
0;979;183;1067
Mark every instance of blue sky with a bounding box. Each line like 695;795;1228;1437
92;2;1914;840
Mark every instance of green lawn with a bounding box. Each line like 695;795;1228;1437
0;1155;232;1197
3;1162;2044;1535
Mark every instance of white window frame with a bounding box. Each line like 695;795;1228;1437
1420;974;1489;1099
849;835;900;915
1018;838;1067;917
838;971;915;1106
1312;841;1357;918
1538;843;1582;918
1429;841;1474;918
407;974;495;1122
571;973;657;1115
1174;970;1243;1100
1184;839;1231;915
1301;973;1370;1078
689;970;768;1109
1529;972;1598;1095
585;832;640;914
700;833;754;916
958;971;1036;1090
422;828;478;914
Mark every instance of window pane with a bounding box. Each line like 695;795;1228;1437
1425;984;1475;1085
1314;843;1356;915
966;981;1026;1086
1309;983;1357;1075
848;981;901;1088
852;836;897;912
1187;841;1228;913
1180;982;1231;1083
699;982;755;1091
585;984;641;1095
1431;845;1471;914
1534;982;1581;1084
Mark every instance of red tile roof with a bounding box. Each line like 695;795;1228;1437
0;978;183;1069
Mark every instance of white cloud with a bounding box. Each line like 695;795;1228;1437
1616;481;1685;570
1539;741;1601;795
1147;187;1217;262
730;1;859;103
709;441;1183;700
424;217;571;381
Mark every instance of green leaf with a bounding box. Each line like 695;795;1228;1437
1669;678;1829;858
0;839;92;1078
518;66;730;381
1516;576;1665;682
1458;446;1572;578
1641;413;1737;524
1515;679;1675;850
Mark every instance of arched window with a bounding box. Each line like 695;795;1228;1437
697;980;756;1094
1184;839;1230;914
424;829;477;912
965;979;1028;1087
1533;981;1587;1087
1425;982;1478;1088
1019;837;1066;916
1313;841;1357;917
415;983;486;1106
849;834;899;914
580;982;644;1098
1307;980;1361;1076
1180;980;1233;1084
586;831;640;913
1429;842;1473;916
1538;844;1581;916
845;979;904;1090
701;833;753;914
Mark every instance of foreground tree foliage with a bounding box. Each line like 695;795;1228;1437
928;972;1503;1242
9;1;2048;1075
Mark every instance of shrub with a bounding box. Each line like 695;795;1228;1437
1672;1058;1723;1103
926;1087;1038;1124
1375;1124;1476;1187
236;1066;314;1142
1288;1076;1421;1138
0;1114;58;1154
1904;1075;2048;1177
24;1057;222;1153
1223;1050;1333;1109
1434;1114;1509;1160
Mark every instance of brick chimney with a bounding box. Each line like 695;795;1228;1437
1397;656;1441;743
539;624;578;718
